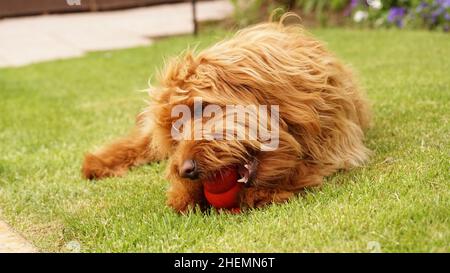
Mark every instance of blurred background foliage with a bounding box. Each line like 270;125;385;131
229;0;450;31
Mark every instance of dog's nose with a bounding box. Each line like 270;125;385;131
179;159;199;180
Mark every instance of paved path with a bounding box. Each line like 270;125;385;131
0;219;37;253
0;0;232;252
0;0;233;67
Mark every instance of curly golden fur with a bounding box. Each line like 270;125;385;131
82;16;371;212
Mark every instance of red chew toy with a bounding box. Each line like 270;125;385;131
203;168;242;212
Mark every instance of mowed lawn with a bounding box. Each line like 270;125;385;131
0;27;448;253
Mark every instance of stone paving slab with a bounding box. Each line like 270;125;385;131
0;220;37;253
0;0;233;252
0;0;233;67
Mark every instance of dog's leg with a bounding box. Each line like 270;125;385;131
166;180;205;213
82;127;158;180
239;187;295;208
240;163;324;208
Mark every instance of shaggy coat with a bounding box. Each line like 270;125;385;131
82;18;371;212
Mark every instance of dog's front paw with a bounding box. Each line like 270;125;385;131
239;187;294;208
82;153;125;180
166;189;202;213
166;196;197;214
166;182;204;214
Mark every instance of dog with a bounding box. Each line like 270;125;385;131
82;16;371;212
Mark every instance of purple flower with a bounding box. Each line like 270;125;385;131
350;0;359;9
435;0;450;8
445;13;450;21
432;7;445;17
388;7;406;22
387;7;406;27
416;2;428;12
429;6;447;23
344;0;360;16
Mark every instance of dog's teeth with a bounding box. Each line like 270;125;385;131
237;164;250;183
237;176;248;183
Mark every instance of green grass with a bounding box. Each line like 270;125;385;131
0;27;449;253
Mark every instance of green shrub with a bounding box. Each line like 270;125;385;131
229;0;450;31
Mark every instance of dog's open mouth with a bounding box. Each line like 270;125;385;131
201;160;258;210
236;162;256;183
203;159;258;186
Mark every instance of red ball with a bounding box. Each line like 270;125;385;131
203;168;238;194
204;182;242;209
203;168;242;210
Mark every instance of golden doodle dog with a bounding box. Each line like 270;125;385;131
82;15;371;213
